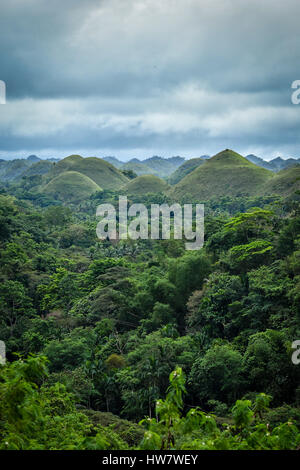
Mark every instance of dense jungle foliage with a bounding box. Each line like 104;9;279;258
0;176;300;450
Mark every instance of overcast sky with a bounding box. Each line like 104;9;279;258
0;0;300;161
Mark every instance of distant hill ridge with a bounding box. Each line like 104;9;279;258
1;152;297;184
246;154;300;172
1;151;299;203
47;155;128;190
104;155;185;178
104;153;299;180
0;156;58;182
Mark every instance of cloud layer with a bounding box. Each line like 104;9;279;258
1;0;300;160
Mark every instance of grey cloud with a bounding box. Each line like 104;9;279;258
2;0;300;98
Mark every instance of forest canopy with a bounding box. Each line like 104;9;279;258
0;167;299;450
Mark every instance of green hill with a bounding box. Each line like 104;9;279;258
49;155;128;190
123;174;170;196
43;171;102;203
263;165;300;196
168;158;205;185
171;149;274;200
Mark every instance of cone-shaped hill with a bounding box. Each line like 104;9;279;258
263;165;300;196
43;171;102;203
171;149;274;200
48;155;129;190
122;174;170;196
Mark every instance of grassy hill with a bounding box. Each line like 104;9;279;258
49;155;128;190
123;174;170;196
43;171;102;203
263;165;300;196
170;149;274;200
168;158;205;185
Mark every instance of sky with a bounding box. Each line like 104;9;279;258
0;0;300;161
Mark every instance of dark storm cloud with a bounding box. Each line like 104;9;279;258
0;0;300;158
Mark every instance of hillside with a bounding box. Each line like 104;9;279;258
123;174;169;195
42;170;102;203
263;165;300;196
49;155;129;190
171;149;274;200
168;158;205;185
0;159;32;182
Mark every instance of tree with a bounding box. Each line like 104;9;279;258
186;272;245;339
242;330;300;405
168;251;211;318
43;205;72;228
117;330;196;419
43;328;97;372
224;239;273;273
139;367;300;450
0;195;18;241
223;209;274;244
0;355;127;450
0;280;34;354
105;353;126;370
0;242;29;277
